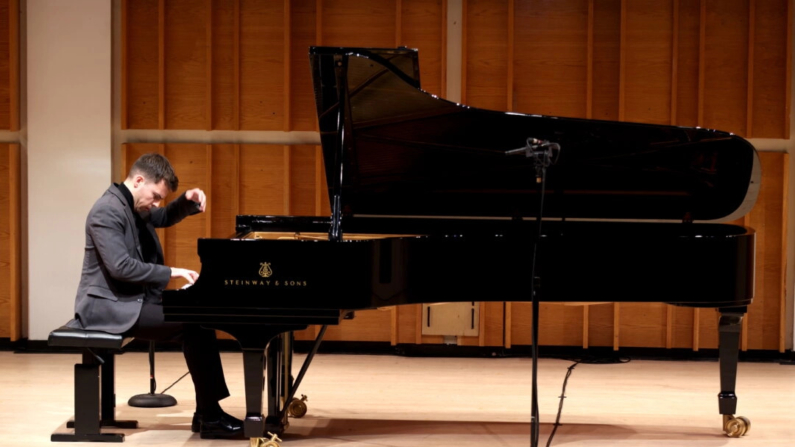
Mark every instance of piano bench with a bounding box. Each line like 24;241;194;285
48;324;138;443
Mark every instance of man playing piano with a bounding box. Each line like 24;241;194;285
67;153;243;439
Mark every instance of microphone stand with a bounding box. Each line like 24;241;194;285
507;137;560;447
128;341;177;407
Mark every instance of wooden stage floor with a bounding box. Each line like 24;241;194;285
3;350;794;446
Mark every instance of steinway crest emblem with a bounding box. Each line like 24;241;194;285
259;262;273;278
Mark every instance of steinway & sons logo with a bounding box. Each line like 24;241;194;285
223;261;308;288
259;262;273;278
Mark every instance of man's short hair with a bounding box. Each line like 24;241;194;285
128;153;179;192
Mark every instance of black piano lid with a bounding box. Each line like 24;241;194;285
310;46;760;222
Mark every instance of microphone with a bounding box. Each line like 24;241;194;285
506;137;562;183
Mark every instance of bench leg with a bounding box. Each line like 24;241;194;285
52;363;124;442
53;351;135;442
99;353;138;429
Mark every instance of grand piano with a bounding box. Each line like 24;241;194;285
163;47;760;444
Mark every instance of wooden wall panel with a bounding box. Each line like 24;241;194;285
209;144;239;237
401;0;445;98
165;0;207;129
0;0;10;130
675;0;700;127
123;0;446;130
396;305;420;344
323;310;392;342
670;306;695;348
460;0;789;137
124;0;159;129
622;0;673;124
463;0;509;109
0;144;18;339
320;0;396;48
702;0;749;136
239;0;284;130
745;152;787;350
750;0;788;138
239;145;286;215
0;149;7;337
697;307;719;349
290;0;318;131
591;0;620;121
289;145;319;216
619;303;667;348
513;0;588;118
587;303;615;347
511;303;584;347
210;0;237;130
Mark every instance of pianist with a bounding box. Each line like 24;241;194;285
66;153;243;439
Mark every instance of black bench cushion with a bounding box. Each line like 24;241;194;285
48;324;133;350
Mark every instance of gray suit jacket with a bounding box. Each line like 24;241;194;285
69;185;198;334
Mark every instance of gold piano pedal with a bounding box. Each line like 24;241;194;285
723;414;751;437
250;432;282;447
287;394;308;418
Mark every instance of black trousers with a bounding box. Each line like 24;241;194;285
126;300;230;410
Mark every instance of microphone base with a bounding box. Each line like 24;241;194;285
128;393;177;408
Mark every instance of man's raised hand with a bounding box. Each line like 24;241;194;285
185;188;207;212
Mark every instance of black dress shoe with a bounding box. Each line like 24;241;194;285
198;412;244;439
191;412;201;433
192;411;244;433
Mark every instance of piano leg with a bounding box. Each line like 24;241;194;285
231;325;308;441
242;348;267;438
266;334;289;435
717;308;750;437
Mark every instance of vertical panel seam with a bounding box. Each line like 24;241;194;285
206;0;213;131
284;145;291;215
461;0;467;103
780;153;789;352
697;0;705;127
671;0;679;125
441;0;448;96
121;0;128;129
507;0;514;111
8;145;19;340
234;0;240;130
234;144;240;217
618;0;626;121
284;0;291;132
747;0;755;137
613;303;620;350
693;308;700;351
8;0;18;130
786;0;792;138
158;0;165;130
205;144;213;238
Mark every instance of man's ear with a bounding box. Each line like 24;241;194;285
132;174;145;188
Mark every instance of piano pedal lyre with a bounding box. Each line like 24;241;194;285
722;415;751;437
250;431;282;447
287;394;308;418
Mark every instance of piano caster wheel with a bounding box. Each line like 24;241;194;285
250;432;282;447
723;415;751;437
287;394;308;418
